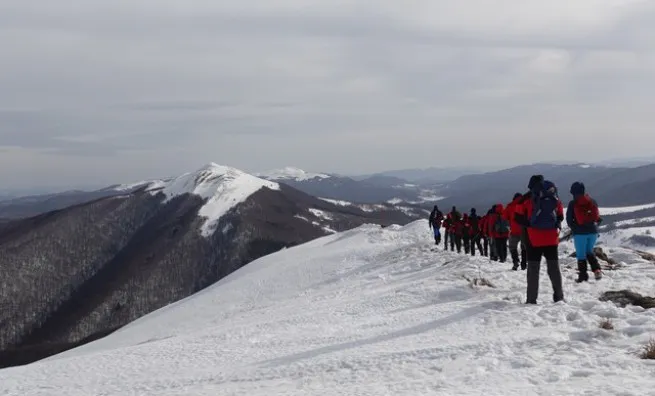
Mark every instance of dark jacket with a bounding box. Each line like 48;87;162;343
429;209;444;229
566;198;599;235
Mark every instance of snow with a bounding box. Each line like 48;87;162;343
309;208;333;220
598;226;655;254
387;198;404;204
151;163;280;237
599;202;655;215
109;180;154;191
579;164;591;168
258;167;331;181
3;220;655;395
319;198;352;206
613;216;655;227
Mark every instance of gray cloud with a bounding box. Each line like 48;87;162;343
1;0;655;190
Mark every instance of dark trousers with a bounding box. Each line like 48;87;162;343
463;236;470;254
526;245;563;304
509;235;527;268
494;237;508;262
450;234;462;253
482;237;489;256
471;235;484;256
444;231;450;250
489;238;498;260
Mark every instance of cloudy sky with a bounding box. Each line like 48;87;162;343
1;0;655;189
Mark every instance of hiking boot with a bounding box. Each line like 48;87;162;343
575;272;589;283
575;260;589;283
594;269;602;280
512;264;519;271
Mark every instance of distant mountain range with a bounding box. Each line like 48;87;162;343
256;167;443;204
0;164;423;368
433;162;655;212
350;166;490;183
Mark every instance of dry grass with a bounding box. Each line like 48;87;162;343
640;339;655;360
599;318;614;330
463;275;496;289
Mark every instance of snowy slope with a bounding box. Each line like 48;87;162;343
2;221;655;395
257;166;331;181
146;163;279;236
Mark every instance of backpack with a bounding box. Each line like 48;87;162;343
529;180;560;229
574;194;599;225
494;215;511;234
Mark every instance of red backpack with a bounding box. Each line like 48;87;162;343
574;194;599;225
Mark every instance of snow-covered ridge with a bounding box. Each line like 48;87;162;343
257;166;331;181
7;220;655;395
600;202;655;216
147;163;279;236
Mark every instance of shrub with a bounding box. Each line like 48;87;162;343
463;275;496;289
599;318;614;330
640;339;655;360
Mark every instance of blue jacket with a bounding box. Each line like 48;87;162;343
566;199;598;235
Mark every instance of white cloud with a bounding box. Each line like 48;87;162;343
1;0;655;188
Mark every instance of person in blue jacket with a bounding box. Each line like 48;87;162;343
566;182;603;282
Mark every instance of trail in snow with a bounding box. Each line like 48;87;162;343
2;221;655;395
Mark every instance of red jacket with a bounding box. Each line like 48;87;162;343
488;204;510;238
451;218;463;236
504;197;523;236
518;198;564;247
479;215;488;236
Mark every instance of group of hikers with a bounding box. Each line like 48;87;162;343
428;174;602;304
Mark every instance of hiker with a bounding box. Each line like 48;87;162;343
515;177;565;304
489;204;510;263
462;214;471;254
505;193;527;270
567;182;603;282
479;212;490;257
449;208;463;253
486;206;499;261
469;208;484;256
514;175;543;266
428;205;444;246
443;214;452;251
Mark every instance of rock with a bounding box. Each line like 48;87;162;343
600;290;655;309
635;250;655;263
568;247;617;265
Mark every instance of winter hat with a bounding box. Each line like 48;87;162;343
570;181;585;196
513;192;522;200
470;208;477;215
527;174;544;189
433;205;439;211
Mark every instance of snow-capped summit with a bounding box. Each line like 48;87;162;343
148;163;280;236
257;166;331;181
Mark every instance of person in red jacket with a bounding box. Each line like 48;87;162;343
505;193;527;270
462;213;471;254
449;209;463;253
488;203;510;262
442;214;452;251
468;208;484;256
515;177;564;304
485;206;500;260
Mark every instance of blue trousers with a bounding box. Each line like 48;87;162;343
433;227;441;237
573;234;597;260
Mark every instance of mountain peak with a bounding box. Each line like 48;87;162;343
149;163;279;236
257;166;331;181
